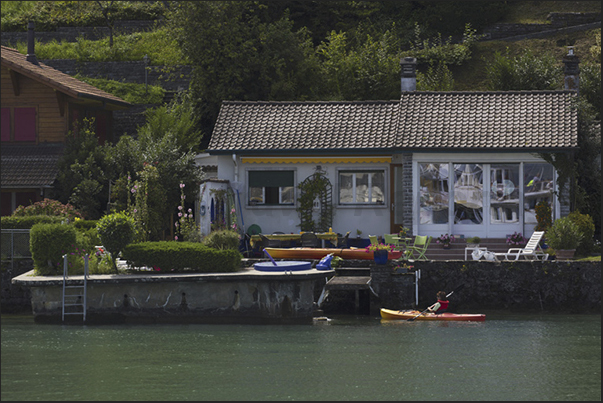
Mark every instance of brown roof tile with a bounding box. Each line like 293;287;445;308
1;144;64;188
207;91;578;154
1;46;130;109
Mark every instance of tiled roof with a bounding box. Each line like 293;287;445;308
1;46;130;109
208;100;400;153
1;144;64;188
207;91;578;153
396;91;578;150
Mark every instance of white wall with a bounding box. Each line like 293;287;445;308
215;154;391;237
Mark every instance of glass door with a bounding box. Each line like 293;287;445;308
452;163;485;236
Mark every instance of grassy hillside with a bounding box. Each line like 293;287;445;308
2;1;600;93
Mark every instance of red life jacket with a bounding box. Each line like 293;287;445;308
437;299;449;312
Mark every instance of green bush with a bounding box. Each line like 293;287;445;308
545;217;583;252
202;230;241;250
96;212;136;272
1;215;64;229
567;211;595;256
122;241;242;273
30;223;77;275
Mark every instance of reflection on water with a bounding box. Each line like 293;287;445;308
2;312;600;401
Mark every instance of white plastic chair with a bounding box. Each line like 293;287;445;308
494;231;549;261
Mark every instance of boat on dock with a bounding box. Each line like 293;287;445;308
263;247;403;260
380;308;486;321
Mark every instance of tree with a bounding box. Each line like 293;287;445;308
166;1;321;148
55;118;109;219
485;49;562;91
137;91;203;153
96;211;135;272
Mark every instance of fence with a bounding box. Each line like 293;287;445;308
1;229;32;271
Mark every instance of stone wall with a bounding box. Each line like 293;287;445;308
371;260;601;313
483;12;600;41
1;20;158;46
40;59;192;92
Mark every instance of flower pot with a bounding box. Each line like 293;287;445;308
442;243;451;249
555;249;576;260
373;249;388;265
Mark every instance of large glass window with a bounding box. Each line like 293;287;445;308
523;163;555;224
454;163;483;224
419;163;449;224
339;170;385;205
489;164;520;224
248;170;294;205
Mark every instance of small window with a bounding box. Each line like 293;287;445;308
338;170;385;205
248;170;294;205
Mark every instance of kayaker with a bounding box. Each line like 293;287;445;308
427;291;449;314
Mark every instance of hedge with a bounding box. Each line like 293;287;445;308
122;241;242;273
1;215;64;229
30;223;77;275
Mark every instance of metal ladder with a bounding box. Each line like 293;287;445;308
61;254;88;322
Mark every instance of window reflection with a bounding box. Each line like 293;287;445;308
454;164;483;224
490;164;519;224
524;163;554;224
420;163;449;224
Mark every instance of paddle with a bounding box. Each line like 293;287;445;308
262;248;278;266
407;284;465;321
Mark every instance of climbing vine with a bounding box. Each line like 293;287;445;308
296;169;333;232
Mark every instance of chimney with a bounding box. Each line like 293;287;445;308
562;46;579;93
400;57;417;92
26;21;39;65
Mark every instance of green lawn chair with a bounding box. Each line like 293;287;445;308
405;235;432;261
383;233;403;251
368;235;379;247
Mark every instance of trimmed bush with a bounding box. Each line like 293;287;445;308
567;211;595;256
545;217;583;252
30;223;77;275
1;215;64;229
96;212;136;272
122;241;242;273
202;229;241;250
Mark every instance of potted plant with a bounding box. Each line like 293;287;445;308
545;217;583;260
365;242;393;264
435;233;454;249
506;232;527;247
466;236;481;248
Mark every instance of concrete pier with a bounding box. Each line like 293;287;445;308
12;267;334;324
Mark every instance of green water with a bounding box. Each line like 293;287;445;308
1;312;600;401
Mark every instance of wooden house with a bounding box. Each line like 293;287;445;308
1;23;130;216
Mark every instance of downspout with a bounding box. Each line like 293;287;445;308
232;153;238;183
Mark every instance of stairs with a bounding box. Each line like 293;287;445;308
62;254;88;322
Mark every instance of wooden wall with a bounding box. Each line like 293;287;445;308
1;65;67;143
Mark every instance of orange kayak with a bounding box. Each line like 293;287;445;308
263;247;403;260
380;308;486;322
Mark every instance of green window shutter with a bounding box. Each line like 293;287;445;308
249;171;294;188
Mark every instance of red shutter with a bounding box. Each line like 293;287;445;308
14;108;36;142
1;108;10;142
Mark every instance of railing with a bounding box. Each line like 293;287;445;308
1;229;32;271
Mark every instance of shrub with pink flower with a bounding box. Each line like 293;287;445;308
506;232;527;247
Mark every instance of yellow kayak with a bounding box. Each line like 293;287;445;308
380;308;486;322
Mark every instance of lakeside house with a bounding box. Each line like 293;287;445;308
1;23;130;216
197;53;581;241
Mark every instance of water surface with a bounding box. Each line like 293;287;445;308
1;312;600;401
